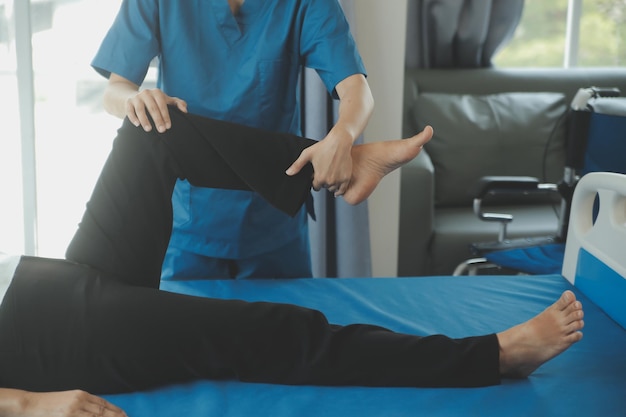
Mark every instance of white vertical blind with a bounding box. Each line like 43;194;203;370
564;0;583;68
14;0;38;255
3;1;126;257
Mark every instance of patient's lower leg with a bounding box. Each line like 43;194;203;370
497;290;584;378
342;126;433;205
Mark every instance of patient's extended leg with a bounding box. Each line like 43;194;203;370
342;126;434;205
497;290;584;378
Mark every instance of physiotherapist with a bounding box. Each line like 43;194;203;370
92;0;374;280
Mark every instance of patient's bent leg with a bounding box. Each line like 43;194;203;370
66;110;313;287
64;107;430;287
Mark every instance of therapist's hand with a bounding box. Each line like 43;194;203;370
104;73;187;134
286;74;374;197
286;128;353;196
19;390;127;417
126;88;188;133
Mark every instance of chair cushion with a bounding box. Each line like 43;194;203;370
411;92;567;206
430;204;560;275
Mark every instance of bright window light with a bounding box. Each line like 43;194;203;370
494;0;626;68
1;0;157;257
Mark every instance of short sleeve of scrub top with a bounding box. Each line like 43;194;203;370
91;0;160;86
92;0;367;259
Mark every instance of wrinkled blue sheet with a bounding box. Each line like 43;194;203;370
104;274;626;417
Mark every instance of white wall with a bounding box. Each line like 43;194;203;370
353;1;408;277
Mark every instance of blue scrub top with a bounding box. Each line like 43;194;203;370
92;0;366;258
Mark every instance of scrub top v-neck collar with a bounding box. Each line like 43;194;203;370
212;0;267;46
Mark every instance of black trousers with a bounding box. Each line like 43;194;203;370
0;109;500;394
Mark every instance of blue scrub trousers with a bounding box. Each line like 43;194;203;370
161;232;312;280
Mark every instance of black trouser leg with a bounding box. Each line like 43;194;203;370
65;109;314;287
2;257;500;394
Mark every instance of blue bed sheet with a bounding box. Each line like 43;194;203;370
104;275;626;417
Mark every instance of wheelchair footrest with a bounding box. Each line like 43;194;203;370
471;236;560;255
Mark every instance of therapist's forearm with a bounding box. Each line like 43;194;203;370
103;75;141;119
331;74;375;144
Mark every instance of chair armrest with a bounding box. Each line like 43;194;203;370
471;176;560;205
471;176;561;242
398;150;435;276
471;176;543;199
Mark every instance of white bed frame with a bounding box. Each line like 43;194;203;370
562;171;626;329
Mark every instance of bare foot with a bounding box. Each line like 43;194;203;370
342;126;434;205
497;290;584;378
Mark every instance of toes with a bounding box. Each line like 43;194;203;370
563;301;584;322
562;290;575;303
565;329;584;343
564;317;584;336
564;299;583;313
557;300;584;333
557;290;577;311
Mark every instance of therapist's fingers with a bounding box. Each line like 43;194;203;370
174;97;188;114
146;94;188;133
332;180;349;197
126;89;160;132
285;145;328;191
285;147;314;178
286;143;348;193
127;89;186;133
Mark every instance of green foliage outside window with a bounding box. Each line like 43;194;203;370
494;0;626;68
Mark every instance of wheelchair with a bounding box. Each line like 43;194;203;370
455;87;626;276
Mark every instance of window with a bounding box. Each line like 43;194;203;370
1;0;26;255
494;0;626;68
578;0;625;66
0;0;157;257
